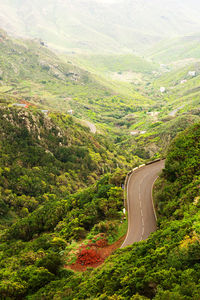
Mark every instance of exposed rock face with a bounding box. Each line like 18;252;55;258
0;107;67;148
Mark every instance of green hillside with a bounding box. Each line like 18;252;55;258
0;106;141;298
1;3;200;297
71;54;158;74
148;35;200;63
0;28;112;111
69;123;199;300
1;121;199;299
147;61;200;117
1;29;200;146
0;29;155;131
0;106;134;227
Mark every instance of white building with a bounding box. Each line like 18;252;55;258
130;131;139;136
180;80;187;84
188;71;196;77
160;87;166;93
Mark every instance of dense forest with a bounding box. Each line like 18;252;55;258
0;119;199;299
0;106;131;298
27;122;200;299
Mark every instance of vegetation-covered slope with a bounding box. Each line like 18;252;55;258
0;106;135;229
24;122;200;300
0;29;154;132
72;54;158;75
1;28;200;161
0;119;199;299
148;35;200;63
0;29;112;112
0;106;136;299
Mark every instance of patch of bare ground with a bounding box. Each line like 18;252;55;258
65;235;125;272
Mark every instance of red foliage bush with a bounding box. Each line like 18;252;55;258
95;238;107;247
77;249;102;265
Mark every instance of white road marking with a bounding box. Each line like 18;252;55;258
151;176;159;221
120;170;134;248
121;160;165;248
139;182;145;240
141;227;145;240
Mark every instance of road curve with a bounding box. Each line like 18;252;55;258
121;160;165;248
83;120;97;133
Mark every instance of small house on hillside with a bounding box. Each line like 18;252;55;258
181;80;187;84
67;109;73;115
160;87;166;93
130;131;139;136
188;71;196;77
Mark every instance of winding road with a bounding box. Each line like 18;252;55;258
121;160;165;248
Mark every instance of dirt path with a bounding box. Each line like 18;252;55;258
82;120;97;133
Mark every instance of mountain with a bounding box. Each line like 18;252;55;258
0;29;155;132
148;34;200;63
1;28;200;149
2;0;200;53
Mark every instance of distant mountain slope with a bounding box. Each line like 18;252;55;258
1;0;200;52
72;54;158;74
0;29;153;130
148;34;200;63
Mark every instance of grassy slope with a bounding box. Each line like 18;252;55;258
1;29;200;161
71;54;158;74
0;29;155;133
148;35;200;63
149;62;200;115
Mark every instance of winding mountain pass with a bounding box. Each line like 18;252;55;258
121;160;165;248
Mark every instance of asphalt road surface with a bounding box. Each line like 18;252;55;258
121;160;165;248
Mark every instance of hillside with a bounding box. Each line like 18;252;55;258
0;105;141;298
0;106;137;230
148;61;200;116
26;122;200;299
2;0;200;53
1;29;200;159
1;3;200;298
0;29;154;132
71;54;158;75
148;34;200;63
0;28;112;113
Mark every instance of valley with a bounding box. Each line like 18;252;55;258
0;3;200;297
